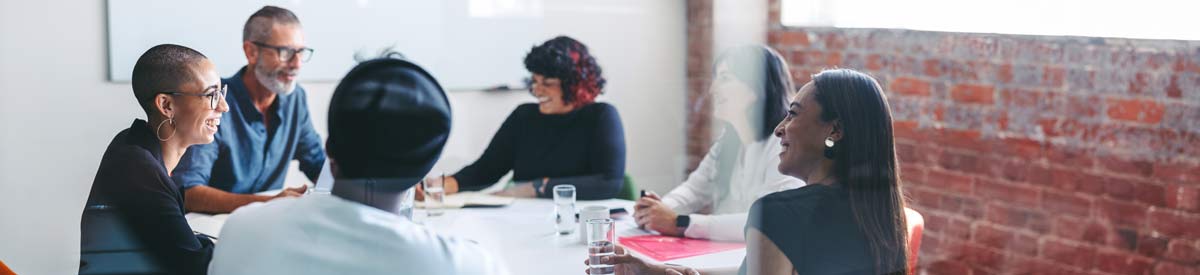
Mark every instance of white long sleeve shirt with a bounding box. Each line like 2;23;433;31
662;134;805;242
208;195;510;275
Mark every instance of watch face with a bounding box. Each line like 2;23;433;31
676;215;690;228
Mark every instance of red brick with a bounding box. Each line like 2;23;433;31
1094;250;1154;275
1042;191;1092;218
1166;184;1200;212
890;77;931;97
991;137;1044;161
942;194;985;219
1106;98;1166;124
1100;157;1155;178
907;185;940;209
923;59;945;77
997;63;1014;83
1097;199;1149;228
1136;234;1170;258
1149;209;1200;239
985;203;1050;233
934;128;989;153
1044;146;1097;169
867;54;886;71
925;260;971;275
1043;66;1066;88
925;169;974;195
1154;161;1200;186
773;31;809;46
1166;239;1200;264
972;223;1038;256
937;151;985;176
893;120;920;141
1051;216;1114;246
925;212;972;240
1048;167;1105;194
1041;239;1097;269
975;178;1041;207
951;83;996;105
900;162;927;186
1154;261;1200;275
1135;182;1168;207
1104;178;1138;200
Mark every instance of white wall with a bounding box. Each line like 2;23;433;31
0;0;685;274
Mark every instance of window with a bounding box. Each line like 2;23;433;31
781;0;1200;41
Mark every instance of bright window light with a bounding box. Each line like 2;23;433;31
781;0;1200;41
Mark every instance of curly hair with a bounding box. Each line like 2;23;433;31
523;36;606;107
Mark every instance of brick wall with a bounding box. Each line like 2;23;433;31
686;0;714;173
761;1;1200;274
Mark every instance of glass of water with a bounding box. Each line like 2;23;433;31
398;186;415;220
587;218;616;275
553;185;577;235
423;174;446;217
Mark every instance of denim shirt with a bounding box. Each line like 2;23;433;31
172;66;325;194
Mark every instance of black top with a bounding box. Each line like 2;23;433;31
742;184;905;275
84;119;213;275
454;103;626;200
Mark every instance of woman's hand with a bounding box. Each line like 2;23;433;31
583;245;695;275
633;195;683;236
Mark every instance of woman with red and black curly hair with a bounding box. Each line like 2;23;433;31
435;36;627;200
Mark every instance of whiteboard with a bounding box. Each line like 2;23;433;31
106;0;546;90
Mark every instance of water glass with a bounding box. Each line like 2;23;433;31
553;185;577;235
423;175;446;217
586;218;616;275
398;186;415;220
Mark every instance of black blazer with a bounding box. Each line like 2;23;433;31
83;119;213;275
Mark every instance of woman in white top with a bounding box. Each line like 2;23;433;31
634;45;805;242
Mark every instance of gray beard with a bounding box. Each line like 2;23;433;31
253;64;296;95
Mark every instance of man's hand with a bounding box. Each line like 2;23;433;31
272;185;307;199
634;195;684;236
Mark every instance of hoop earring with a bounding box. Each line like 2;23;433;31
156;118;176;141
823;137;835;159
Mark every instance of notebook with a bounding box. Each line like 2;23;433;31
619;235;746;262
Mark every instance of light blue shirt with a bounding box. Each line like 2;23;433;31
173;66;325;193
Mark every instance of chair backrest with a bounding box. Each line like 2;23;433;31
0;259;16;275
904;207;925;274
79;205;166;275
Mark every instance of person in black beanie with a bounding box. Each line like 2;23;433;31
208;54;510;275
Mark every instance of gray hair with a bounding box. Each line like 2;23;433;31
242;6;301;42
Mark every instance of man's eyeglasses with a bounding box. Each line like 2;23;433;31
252;42;314;63
165;83;228;110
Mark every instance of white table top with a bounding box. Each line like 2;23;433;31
187;196;743;275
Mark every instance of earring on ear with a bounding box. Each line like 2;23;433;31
823;137;835;159
156;116;176;141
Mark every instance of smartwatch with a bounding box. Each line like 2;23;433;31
675;215;691;231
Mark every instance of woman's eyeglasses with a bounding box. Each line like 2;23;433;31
165;83;228;110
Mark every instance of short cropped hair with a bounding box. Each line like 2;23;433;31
242;6;301;42
130;44;208;116
327;54;451;180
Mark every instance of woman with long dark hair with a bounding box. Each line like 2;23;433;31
588;68;908;275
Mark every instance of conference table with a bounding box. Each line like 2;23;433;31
186;195;744;274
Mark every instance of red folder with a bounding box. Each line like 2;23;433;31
618;235;745;261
